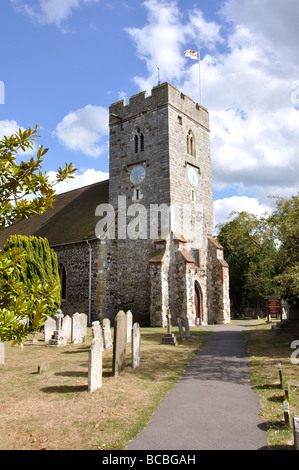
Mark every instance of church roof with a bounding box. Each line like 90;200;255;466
0;179;109;249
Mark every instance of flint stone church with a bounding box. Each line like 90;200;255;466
0;82;230;327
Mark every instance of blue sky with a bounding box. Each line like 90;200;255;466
1;0;298;227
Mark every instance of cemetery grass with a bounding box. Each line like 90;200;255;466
0;327;210;450
243;323;299;450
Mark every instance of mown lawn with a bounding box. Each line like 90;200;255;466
0;326;210;450
243;322;299;450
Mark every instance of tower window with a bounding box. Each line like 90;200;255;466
187;130;196;157
134;128;144;153
191;249;200;268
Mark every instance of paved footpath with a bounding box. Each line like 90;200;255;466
127;323;268;451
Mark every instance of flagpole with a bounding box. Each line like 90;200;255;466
198;48;202;106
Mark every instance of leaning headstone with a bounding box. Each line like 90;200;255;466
72;312;82;344
44;317;56;342
131;323;141;369
112;310;127;377
177;318;186;340
0;342;4;365
126;310;133;342
62;315;72;342
80;313;88;342
88;337;103;393
102;318;112;350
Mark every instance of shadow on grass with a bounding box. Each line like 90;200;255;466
54;370;88;378
40;384;88;393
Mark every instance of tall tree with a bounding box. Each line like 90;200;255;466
217;211;278;316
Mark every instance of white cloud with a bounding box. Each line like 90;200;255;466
0;120;21;139
126;0;222;91
0;120;37;155
213;196;272;228
54;105;109;158
126;0;299;212
47;167;109;194
11;0;99;28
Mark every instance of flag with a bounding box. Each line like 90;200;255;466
184;49;198;60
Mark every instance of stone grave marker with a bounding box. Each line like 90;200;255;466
44;317;56;342
112;310;127;377
126;310;133;342
80;313;88;342
48;310;67;347
131;322;141;369
62;315;72;342
92;321;104;351
72;312;82;343
162;310;178;346
177;317;186;340
38;361;48;374
102;318;112;349
88;337;103;393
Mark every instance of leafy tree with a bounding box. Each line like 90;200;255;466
217;194;299;316
0;125;76;228
270;195;299;305
0;126;76;345
4;235;61;307
217;211;278;316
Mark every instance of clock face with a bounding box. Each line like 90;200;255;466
130;166;146;185
188;167;198;187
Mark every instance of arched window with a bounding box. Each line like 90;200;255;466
187;130;195;157
59;264;67;300
134;128;144;153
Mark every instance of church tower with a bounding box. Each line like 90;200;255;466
105;82;230;326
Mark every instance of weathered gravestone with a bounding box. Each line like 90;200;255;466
38;361;48;374
102;318;112;350
131;322;141;369
92;321;104;351
88;337;103;393
44;317;56;342
0;342;4;365
177;317;186;340
112;310;127;377
62;315;72;342
72;312;82;343
80;313;88;342
126;310;133;342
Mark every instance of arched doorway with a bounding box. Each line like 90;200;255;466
194;282;202;325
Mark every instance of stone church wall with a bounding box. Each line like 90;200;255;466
53;239;105;321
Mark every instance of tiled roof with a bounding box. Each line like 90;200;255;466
0;179;109;248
